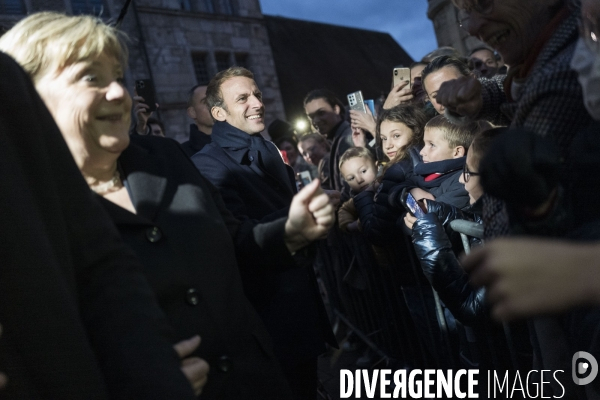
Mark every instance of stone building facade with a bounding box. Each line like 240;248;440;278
0;0;286;141
426;0;486;56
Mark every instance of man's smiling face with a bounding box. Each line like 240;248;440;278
215;76;265;134
457;0;562;66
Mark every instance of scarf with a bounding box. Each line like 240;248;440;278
412;157;465;189
211;121;292;191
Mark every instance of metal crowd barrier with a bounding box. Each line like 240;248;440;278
315;218;530;374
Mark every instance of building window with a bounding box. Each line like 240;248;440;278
191;53;210;85
0;0;25;14
235;53;248;70
72;0;107;15
219;0;234;15
215;52;230;73
198;0;214;13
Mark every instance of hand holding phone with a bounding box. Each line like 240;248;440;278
135;79;157;112
401;188;426;218
347;91;367;113
393;67;411;89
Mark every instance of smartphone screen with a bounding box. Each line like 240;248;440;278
298;171;312;187
405;192;426;218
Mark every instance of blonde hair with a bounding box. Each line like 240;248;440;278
339;147;375;170
0;12;128;82
425;115;492;150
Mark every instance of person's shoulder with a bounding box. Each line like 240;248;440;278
442;169;463;185
340;122;353;141
129;134;182;155
194;142;229;165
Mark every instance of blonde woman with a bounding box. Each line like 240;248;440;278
0;12;334;399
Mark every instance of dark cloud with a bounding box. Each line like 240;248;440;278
260;0;438;60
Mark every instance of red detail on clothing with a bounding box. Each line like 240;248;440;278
424;173;442;182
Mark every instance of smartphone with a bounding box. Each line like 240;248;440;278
393;67;411;89
296;171;312;190
298;171;312;187
364;99;376;117
347;91;367;113
401;188;426;218
135;79;157;112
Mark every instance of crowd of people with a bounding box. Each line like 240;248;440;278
2;0;600;398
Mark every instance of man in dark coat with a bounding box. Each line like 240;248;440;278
181;84;213;157
0;52;197;399
304;89;354;198
192;67;336;399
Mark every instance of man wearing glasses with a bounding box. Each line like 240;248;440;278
437;0;593;238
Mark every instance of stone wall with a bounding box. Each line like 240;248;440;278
426;0;486;57
0;0;286;142
120;0;286;141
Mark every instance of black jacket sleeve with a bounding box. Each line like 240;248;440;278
355;162;412;245
176;143;296;273
411;214;487;326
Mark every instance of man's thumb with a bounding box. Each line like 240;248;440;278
294;179;321;204
174;335;201;358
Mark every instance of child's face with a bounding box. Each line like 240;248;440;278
298;138;328;166
379;120;414;161
341;156;377;192
459;149;484;204
420;127;456;163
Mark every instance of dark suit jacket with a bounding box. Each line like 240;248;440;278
98;135;293;399
0;53;195;399
192;122;336;370
327;120;353;198
181;124;211;157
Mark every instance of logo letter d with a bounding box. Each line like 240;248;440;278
573;351;598;386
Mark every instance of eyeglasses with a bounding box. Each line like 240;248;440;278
580;12;600;55
463;163;480;182
457;0;494;30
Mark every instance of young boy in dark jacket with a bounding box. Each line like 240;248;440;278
390;116;490;214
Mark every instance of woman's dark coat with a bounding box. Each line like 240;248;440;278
0;53;195;399
98;135;294;399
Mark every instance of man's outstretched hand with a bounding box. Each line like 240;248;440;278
435;76;483;119
285;179;335;253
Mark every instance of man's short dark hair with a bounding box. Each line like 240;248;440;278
298;132;331;151
468;46;495;58
303;89;345;112
206;66;254;112
147;117;165;134
421;56;471;94
187;84;206;108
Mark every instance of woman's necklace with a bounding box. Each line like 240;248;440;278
89;169;122;195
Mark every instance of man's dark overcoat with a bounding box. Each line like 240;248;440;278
192;121;336;371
